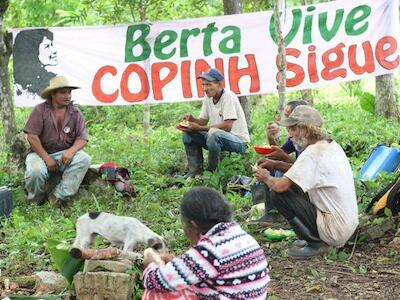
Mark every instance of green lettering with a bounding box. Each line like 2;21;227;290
154;30;177;60
303;6;316;44
345;5;371;36
180;28;200;57
270;8;302;46
219;26;241;54
319;9;344;42
201;22;218;56
125;24;151;62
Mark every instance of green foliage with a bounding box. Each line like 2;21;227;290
46;239;84;284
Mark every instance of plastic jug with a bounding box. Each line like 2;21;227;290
358;145;400;181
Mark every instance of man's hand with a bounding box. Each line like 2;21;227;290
267;122;280;145
44;156;58;172
254;167;271;182
180;114;194;122
188;122;203;131
258;158;277;171
266;146;294;163
60;148;76;167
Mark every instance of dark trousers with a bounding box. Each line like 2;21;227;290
270;185;320;238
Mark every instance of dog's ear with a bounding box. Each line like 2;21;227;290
147;237;165;251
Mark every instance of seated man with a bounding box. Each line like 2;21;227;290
254;100;309;223
24;75;91;209
254;105;358;258
180;68;249;176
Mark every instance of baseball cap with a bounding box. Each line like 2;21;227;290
280;105;323;127
197;68;224;82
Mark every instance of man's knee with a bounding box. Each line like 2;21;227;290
73;151;91;167
25;156;48;180
182;132;193;145
206;132;221;151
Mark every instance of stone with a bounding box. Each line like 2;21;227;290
34;271;67;295
83;259;133;273
74;271;136;300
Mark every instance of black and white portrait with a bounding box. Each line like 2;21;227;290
13;28;58;100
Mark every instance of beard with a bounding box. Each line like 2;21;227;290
292;131;309;152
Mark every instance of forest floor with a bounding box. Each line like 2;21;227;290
251;217;400;300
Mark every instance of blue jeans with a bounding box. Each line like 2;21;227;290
182;130;246;171
25;150;91;202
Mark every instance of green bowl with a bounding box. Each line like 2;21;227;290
264;228;296;240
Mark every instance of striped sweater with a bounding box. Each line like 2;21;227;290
143;222;270;299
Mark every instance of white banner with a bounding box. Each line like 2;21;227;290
11;0;399;107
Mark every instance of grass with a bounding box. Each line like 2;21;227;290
0;82;400;295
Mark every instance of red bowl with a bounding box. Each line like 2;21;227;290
254;145;275;155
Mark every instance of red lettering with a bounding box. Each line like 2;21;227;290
307;45;319;83
92;65;118;103
181;60;192;98
151;62;178;100
321;43;347;80
348;41;375;74
228;54;260;94
282;48;305;87
121;64;149;102
376;36;399;70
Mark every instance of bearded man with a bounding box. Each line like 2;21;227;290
254;105;358;258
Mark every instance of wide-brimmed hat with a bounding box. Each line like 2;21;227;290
197;68;224;82
40;76;80;100
280;105;323;127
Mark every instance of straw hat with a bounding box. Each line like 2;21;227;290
40;76;80;100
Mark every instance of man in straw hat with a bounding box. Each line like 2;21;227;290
254;105;358;258
23;75;91;209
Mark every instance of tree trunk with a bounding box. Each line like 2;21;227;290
0;0;17;144
375;73;399;119
300;89;313;105
273;0;287;120
223;0;251;129
300;0;314;105
139;0;151;145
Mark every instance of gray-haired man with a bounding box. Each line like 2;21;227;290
254;105;358;258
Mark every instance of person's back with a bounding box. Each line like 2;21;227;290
143;187;269;299
289;140;358;246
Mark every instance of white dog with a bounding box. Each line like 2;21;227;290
73;212;166;252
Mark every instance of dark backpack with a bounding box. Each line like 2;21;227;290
99;162;135;199
366;174;400;215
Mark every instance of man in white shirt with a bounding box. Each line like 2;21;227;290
180;68;250;176
255;106;358;258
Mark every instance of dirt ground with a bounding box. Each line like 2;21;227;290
265;243;400;300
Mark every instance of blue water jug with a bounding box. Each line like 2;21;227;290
358;145;400;181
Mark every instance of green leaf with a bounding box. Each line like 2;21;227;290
384;207;393;217
337;251;348;261
359;92;375;114
359;264;367;274
46;239;84;284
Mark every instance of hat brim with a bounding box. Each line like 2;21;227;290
41;86;80;100
279;117;299;127
197;74;219;82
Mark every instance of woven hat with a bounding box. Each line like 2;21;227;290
280;105;323;127
40;76;80;100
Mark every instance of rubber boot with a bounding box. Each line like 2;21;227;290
207;148;221;172
254;188;275;224
184;144;204;178
287;217;329;258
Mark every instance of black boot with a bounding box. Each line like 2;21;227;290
207;148;221;172
287;217;329;258
254;187;275;224
184;144;204;178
